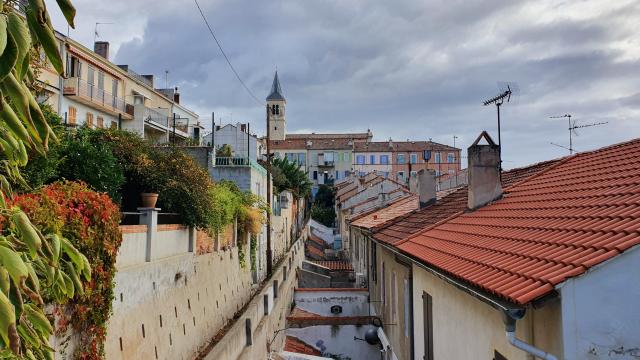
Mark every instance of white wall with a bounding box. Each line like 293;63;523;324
286;325;381;360
559;245;640;360
294;290;369;317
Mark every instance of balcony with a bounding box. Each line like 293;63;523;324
140;106;189;140
318;160;335;167
63;77;133;119
215;157;250;166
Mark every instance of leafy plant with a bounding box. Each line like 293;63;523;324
311;204;335;228
215;144;232;157
270;157;311;199
9;181;121;359
57;127;125;202
0;0;94;358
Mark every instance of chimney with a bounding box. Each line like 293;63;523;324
467;131;502;210
173;87;180;104
417;169;436;208
94;41;109;59
409;175;419;194
141;75;154;87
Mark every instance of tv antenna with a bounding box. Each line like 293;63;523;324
94;22;114;43
482;82;519;179
549;114;607;154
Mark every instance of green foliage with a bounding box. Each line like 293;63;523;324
0;0;89;357
250;234;257;271
216;144;232;157
57;127;125;202
271;157;311;199
314;185;335;208
311;204;335;228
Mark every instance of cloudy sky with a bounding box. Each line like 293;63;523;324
46;0;640;168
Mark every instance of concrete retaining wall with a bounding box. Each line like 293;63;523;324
202;233;307;360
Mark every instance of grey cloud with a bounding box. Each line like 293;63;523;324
47;0;640;168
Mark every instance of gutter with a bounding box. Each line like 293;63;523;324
502;310;558;360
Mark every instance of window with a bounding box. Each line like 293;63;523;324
435;170;441;177
297;153;306;166
391;272;397;322
404;279;410;337
98;71;104;90
66;56;81;78
423;292;434;360
97;116;104;128
335;171;340;180
344;170;350;178
370;155;376;165
86;113;94;128
312;171;318;180
286;153;295;162
68;106;77;125
397;154;406;164
356;155;365;165
380;155;389;165
381;262;385;304
275;104;280;115
410;153;417;164
410;171;417;177
87;66;95;85
447;152;455;164
397;171;405;180
110;121;118;129
435;152;441;164
325;152;334;162
133;94;144;105
423;150;432;161
344;152;351;162
371;244;377;283
112;79;118;97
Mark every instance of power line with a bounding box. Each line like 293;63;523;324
193;0;264;106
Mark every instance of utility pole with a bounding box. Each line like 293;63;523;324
266;105;273;276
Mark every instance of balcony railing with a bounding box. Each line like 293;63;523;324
318;160;335;167
215;157;250;166
142;106;170;128
63;77;133;116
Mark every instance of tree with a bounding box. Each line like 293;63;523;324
270;157;311;199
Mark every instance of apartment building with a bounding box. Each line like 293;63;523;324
353;140;461;188
37;33;202;144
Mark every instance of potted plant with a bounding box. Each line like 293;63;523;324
136;154;160;208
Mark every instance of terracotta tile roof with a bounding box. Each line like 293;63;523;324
306;244;325;260
373;159;562;245
286;133;370;140
312;261;354;271
353;140;458;152
351;195;419;230
270;136;361;150
287;307;375;326
308;233;328;249
284;336;322;356
398;139;640;305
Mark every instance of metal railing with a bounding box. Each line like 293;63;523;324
63;77;133;116
143;106;170;128
215;157;250;166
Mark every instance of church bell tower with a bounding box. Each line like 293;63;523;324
266;71;286;141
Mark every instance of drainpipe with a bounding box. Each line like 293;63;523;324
502;310;558;360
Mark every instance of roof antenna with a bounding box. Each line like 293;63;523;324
549;114;607;154
94;22;114;43
482;81;519;181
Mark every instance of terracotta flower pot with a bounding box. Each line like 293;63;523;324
140;193;159;208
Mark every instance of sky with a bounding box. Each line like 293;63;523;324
46;0;640;168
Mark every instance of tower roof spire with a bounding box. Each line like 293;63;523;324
266;71;285;101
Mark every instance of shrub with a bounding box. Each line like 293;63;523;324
151;148;214;228
9;181;122;359
58;127;125;202
311;204;336;227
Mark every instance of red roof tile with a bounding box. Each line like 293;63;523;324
351;195;419;230
398;139;640;305
284;336;322;356
306;244;325;260
373;159;562;245
308;233;329;249
312;261;354;271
